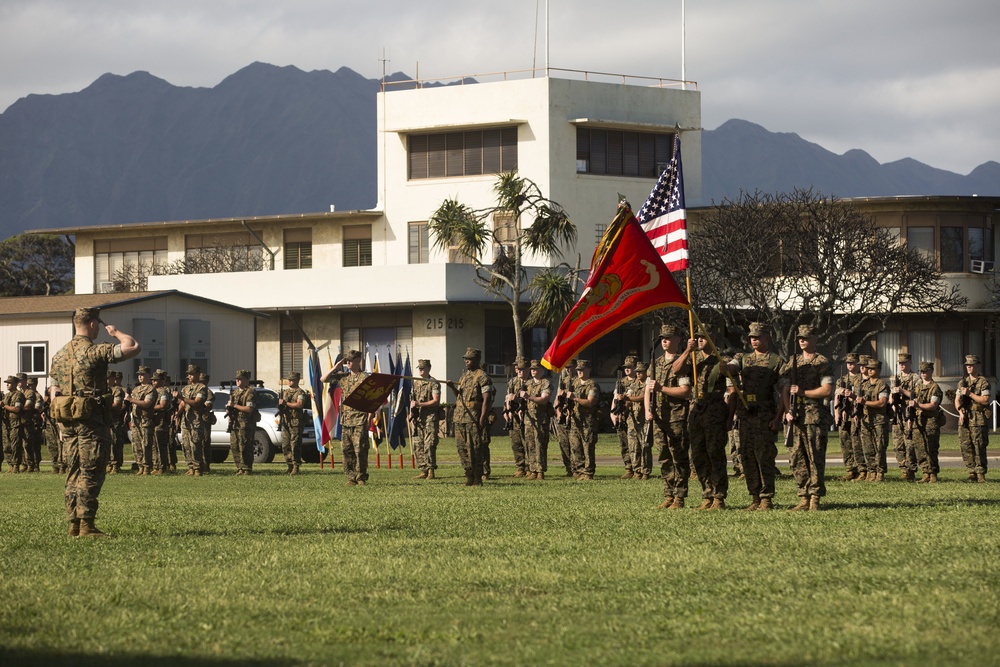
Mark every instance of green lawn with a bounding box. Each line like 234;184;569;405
1;435;998;666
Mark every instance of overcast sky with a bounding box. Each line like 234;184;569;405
2;0;997;174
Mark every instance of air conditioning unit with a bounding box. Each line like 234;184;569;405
97;281;115;293
485;364;507;376
970;260;995;274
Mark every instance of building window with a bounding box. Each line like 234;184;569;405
940;330;963;377
408;127;518;180
969;226;995;271
284;228;312;270
595;224;607;245
408;222;429;264
94;237;168;292
576;128;673;178
185;231;265;273
19;342;47;376
343;225;372;267
940;226;964;272
894;215;994;273
907;330;935;371
281;314;304;379
906;227;934;264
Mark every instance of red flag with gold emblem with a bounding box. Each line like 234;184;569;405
541;204;690;372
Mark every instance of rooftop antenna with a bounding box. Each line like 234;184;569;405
532;0;539;76
545;0;550;75
681;0;687;90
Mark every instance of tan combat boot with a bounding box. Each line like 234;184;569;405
621;470;634;479
977;473;987;483
757;497;774;511
413;470;427;479
745;496;760;511
917;473;931;484
78;519;108;537
290;465;299;476
657;496;675;510
809;496;821;511
709;498;726;511
696;498;713;510
536;472;544;481
525;472;537;480
68;520;80;537
789;497;810;512
513;470;526;478
841;470;857;481
426;469;435;480
928;473;938;483
667;496;685;510
853;472;867;482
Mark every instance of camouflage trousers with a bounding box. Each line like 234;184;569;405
454;421;486;479
788;421;828;498
568;416;597;476
131;422;154;471
340;424;370;482
45;420;63;471
412;414;439;473
181;422;204;472
616;426;632;473
24;421;42;467
62;420;110;521
838;422;858;473
2;422;24;469
510;422;527;473
689;400;729;500
729;427;742;476
892;422;917;473
153;426;171;471
523;416;549;474
109;423;128;470
554;419;573;474
627;415;651;476
738;413;778;499
281;421;303;466
859;419;889;475
652;417;689;498
230;421;255;472
911;418;940;475
958;422;989;475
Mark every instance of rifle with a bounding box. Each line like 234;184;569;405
905;397;917;438
956;379;973;426
276;378;286;431
783;354;798;448
890;375;905;428
610;372;628;432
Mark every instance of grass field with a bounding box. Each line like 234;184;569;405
1;433;998;666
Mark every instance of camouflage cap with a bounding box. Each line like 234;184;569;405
623;356;637;369
566;358;578;367
462;347;482;360
285;371;301;381
964;354;981;366
16;372;27;382
696;323;714;338
635;361;648;372
919;361;934;372
796;324;816;339
137;365;151;375
845;353;859;363
235;369;252;380
345;349;363;362
864;359;882;371
658;324;680;339
74;306;100;323
530;359;544;370
27;376;38;385
107;370;122;379
897;353;911;363
576;359;590;370
4;375;17;384
199;373;210;383
153;369;168;381
185;364;201;376
416;359;431;370
514;358;529;371
748;322;768;337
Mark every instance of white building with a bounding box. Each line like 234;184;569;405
32;70;702;386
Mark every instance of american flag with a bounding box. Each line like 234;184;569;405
636;134;688;272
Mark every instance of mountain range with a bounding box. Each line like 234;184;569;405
2;62;997;238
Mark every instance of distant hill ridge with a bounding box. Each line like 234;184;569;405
1;62;997;237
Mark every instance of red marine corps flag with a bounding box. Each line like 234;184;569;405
541;203;690;372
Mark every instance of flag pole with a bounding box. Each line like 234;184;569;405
685;272;698;391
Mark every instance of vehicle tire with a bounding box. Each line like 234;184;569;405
253;428;275;463
210;448;230;464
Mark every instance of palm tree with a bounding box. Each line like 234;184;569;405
428;172;577;360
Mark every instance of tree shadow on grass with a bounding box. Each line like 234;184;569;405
823;497;1000;510
0;649;298;667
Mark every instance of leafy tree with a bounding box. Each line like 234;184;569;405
0;233;74;296
428;172;577;360
687;189;968;360
111;240;266;292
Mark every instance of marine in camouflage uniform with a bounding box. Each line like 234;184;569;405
200;373;215;473
2;376;25;473
678;325;730;510
150;370;173;474
890;353;919;480
612;358;636;478
911;361;944;483
567;359;600;480
646;324;692;509
410;359;441;479
174;364;209;476
107;371;128;474
446;347;493;486
19;373;42;472
43;402;63;474
129;367;156;474
856;359;889;481
279;371;309;475
49;306;141;536
833;354;862;480
505;359;529;477
955;354;991;482
553;360;577;476
523;360;552;480
780;325;834;511
626;361;650;478
227;370;257;475
324;350;371;485
734;322;783;511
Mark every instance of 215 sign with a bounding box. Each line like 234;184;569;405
425;317;464;330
